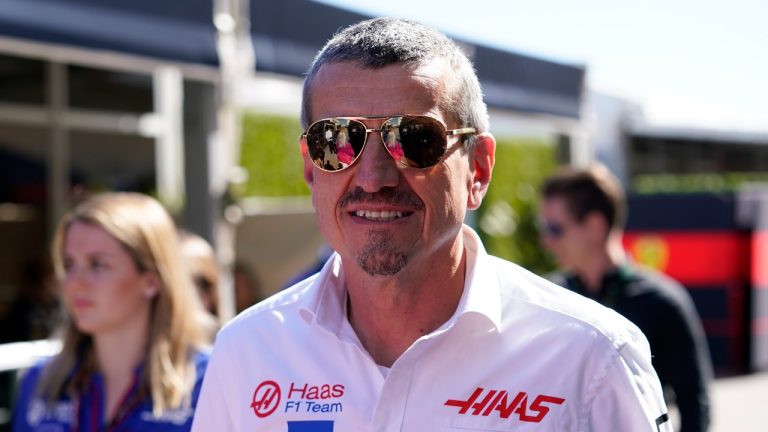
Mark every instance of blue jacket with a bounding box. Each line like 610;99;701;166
12;350;209;432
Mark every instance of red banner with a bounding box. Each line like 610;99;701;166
752;230;768;288
623;231;750;286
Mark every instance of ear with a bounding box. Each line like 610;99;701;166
467;132;496;210
584;211;610;239
300;137;315;189
142;273;161;299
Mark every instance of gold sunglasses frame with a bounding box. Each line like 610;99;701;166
300;114;476;172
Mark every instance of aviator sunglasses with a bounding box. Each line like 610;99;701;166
540;221;566;239
301;115;476;172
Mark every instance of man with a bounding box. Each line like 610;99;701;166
193;18;671;431
539;164;712;431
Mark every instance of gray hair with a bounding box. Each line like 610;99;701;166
301;17;489;148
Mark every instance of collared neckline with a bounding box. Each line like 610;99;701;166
445;225;502;332
297;225;502;337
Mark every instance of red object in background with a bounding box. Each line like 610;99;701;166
752;230;768;289
623;230;751;372
624;192;768;373
623;231;751;286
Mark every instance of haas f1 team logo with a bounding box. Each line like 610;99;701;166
445;387;565;423
251;381;281;418
251;380;346;418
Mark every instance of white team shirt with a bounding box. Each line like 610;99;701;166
193;226;671;431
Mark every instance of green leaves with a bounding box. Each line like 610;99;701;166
240;112;310;197
477;138;557;274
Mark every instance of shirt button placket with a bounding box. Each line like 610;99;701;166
371;341;430;432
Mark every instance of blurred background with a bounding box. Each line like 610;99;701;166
0;0;766;429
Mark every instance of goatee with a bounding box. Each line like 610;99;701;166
358;230;407;276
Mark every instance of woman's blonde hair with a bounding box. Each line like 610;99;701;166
43;192;211;414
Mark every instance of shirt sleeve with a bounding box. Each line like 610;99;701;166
587;331;673;432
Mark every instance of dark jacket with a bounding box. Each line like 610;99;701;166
549;264;712;432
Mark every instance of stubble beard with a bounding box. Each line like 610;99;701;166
357;230;408;276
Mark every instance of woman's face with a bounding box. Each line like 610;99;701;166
60;221;155;337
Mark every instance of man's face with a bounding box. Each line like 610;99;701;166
538;196;594;270
302;60;482;277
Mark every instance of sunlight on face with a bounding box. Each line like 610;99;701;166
306;60;473;277
60;221;154;336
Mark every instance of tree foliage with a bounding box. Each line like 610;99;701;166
476;138;558;274
240;112;309;197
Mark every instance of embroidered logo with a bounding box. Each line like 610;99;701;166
251;380;281;418
250;381;345;418
445;387;565;423
26;398;73;426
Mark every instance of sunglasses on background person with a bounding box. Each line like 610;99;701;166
539;221;567;239
301;114;476;172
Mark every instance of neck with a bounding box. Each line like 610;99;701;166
94;335;146;379
346;237;467;367
92;316;150;421
573;233;626;293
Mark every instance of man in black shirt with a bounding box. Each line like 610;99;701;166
539;164;713;432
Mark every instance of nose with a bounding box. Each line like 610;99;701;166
538;226;556;250
352;134;400;192
540;234;555;250
62;265;86;293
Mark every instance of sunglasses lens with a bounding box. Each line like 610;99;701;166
305;116;456;171
394;116;447;168
306;119;366;171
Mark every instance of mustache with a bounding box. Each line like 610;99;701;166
339;187;424;210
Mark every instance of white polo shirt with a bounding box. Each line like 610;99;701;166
193;226;671;431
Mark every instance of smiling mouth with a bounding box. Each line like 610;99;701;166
353;210;411;221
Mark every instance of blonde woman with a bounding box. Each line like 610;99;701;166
13;192;212;431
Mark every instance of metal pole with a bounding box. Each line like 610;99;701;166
154;66;185;212
213;0;254;321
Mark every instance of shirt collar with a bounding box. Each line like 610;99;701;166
451;225;502;332
298;254;346;335
298;224;502;336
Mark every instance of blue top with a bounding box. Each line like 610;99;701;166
12;350;209;432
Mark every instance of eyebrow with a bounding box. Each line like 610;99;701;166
64;251;116;260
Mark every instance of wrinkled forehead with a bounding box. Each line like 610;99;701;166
306;60;454;123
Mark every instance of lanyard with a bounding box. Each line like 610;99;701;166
72;371;144;432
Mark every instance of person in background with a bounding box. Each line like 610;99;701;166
232;261;264;314
179;230;220;318
539;163;713;432
179;228;264;317
192;17;671;431
281;243;334;290
12;192;212;431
